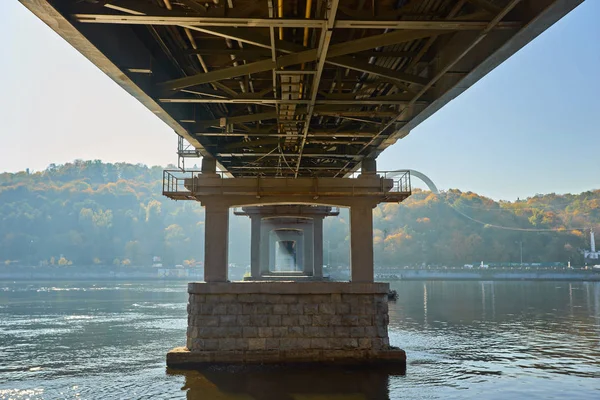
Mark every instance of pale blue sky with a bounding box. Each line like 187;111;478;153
0;1;598;200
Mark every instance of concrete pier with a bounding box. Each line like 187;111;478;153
165;165;408;368
167;282;405;367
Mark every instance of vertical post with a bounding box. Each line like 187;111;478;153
313;217;324;279
250;216;261;278
303;221;314;276
260;221;271;276
203;202;229;282
350;204;374;282
295;228;304;272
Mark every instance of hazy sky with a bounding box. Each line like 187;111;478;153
1;1;598;200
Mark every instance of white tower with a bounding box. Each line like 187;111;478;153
591;228;596;253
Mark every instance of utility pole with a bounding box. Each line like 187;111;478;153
515;240;523;268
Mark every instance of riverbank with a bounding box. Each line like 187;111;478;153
375;269;600;281
3;266;600;282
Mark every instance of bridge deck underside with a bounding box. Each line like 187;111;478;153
22;0;580;177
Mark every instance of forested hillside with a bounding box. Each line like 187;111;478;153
1;161;598;267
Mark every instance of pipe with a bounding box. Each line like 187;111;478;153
303;0;313;47
163;0;173;11
278;0;284;40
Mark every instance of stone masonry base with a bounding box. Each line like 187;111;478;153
166;282;406;367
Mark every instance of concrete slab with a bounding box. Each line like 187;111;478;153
166;346;406;368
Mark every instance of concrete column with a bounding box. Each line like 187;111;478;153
203;203;229;282
313;217;324;279
303;221;314;276
350;204;374;283
201;157;217;174
269;230;277;272
260;222;270;275
250;216;261;278
360;157;377;176
297;229;304;272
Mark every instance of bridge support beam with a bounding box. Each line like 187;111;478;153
350;203;375;283
166;172;408;367
203;202;229;282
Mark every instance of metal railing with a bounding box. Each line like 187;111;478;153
162;170;195;196
163;169;411;199
346;170;411;193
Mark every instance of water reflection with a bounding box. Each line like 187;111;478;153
1;281;599;399
168;365;405;400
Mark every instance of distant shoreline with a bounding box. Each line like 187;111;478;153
3;266;599;282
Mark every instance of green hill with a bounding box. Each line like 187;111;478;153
1;161;598;267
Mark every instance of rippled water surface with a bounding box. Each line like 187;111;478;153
1;280;599;399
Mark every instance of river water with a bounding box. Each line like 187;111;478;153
1;280;599;399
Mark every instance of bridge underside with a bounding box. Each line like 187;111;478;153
22;0;581;177
21;0;582;367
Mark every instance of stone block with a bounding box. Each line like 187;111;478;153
357;316;373;326
191;338;219;351
329;315;342;326
219;338;238;351
186;337;192;350
248;338;266;351
376;300;389;314
288;304;304;315
265;338;280;350
298;315;312;326
319;303;336;315
212;303;228;315
339;338;358;349
200;304;213;315
265;295;282;304
358;338;372;349
273;304;288;314
238;294;267;303
187;326;198;338
335;303;350;314
258;327;273;338
195;316;220;327
310;338;329;349
224;327;243;338
304;304;319;315
243;327;258;338
235;339;249;351
250;315;269;327
219;315;238;326
311;295;331;303
271;327;288;338
331;293;342;303
268;315;281;326
351;304;368;315
226;304;243;315
305;326;332;338
341;315;359;326
189;294;205;303
364;326;377;337
350;327;365;338
287;326;303;338
281;315;299;326
256;304;273;314
237;315;251;326
281;295;299;304
279;338;300;350
242;304;256;314
296;338;312;349
376;324;388;338
334;326;350;338
312;315;331;326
